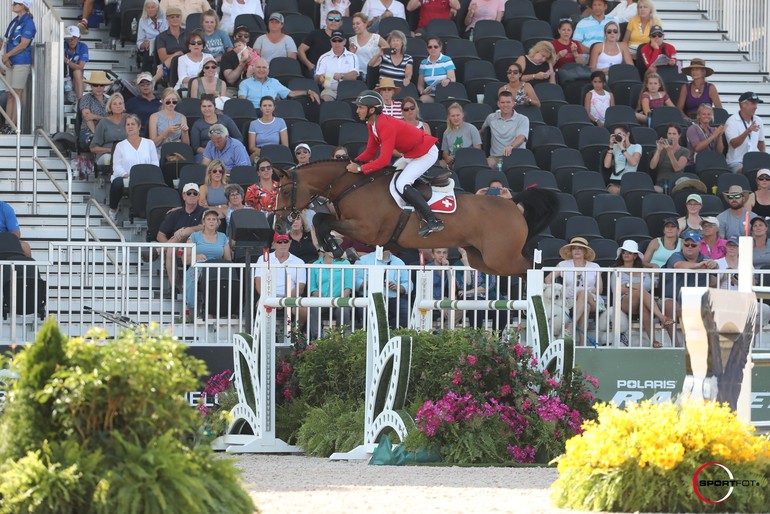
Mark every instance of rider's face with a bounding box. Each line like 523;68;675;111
356;104;370;121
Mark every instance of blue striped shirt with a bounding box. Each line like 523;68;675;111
419;54;456;90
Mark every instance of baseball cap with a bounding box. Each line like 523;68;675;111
183;183;200;193
663;216;678;227
751;216;768;226
208;124;229;137
294;143;311;153
166;6;182;16
273;232;290;242
65;25;81;38
682;230;702;243
701;216;720;228
726;235;740;246
268;12;285;23
686;193;703;204
739;91;763;103
135;71;154;84
234;25;250;35
330;30;346;41
757;169;770;179
650;24;664;37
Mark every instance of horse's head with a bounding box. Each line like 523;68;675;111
273;160;350;225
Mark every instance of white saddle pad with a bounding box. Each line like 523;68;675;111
388;176;458;214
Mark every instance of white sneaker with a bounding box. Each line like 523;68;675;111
108;210;117;222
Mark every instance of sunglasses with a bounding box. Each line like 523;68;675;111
726;194;744;199
203;64;218;70
605;29;618;34
651;34;664;38
507;69;521;75
402;106;416;111
334;154;348;159
92;84;105;87
164;100;178;105
758;176;770;181
295;149;309;154
185;191;199;196
211;169;224;174
189;40;204;46
258;165;273;171
327;16;341;21
275;240;290;244
682;243;699;248
427;45;441;49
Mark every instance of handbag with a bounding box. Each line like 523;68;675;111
558;63;592;83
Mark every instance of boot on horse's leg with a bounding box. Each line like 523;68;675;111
400;184;444;237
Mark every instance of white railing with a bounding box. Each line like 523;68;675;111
700;0;770;72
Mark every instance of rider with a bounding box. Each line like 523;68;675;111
346;90;444;237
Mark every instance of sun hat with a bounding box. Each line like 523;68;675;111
686;193;703;204
700;216;720;228
65;25;81;39
681;58;714;77
273;232;290;242
723;185;750;197
375;77;401;94
681;230;702;243
84;70;113;86
559;236;596;261
166;6;183;17
183;183;200;193
671;176;707;195
616;240;643;259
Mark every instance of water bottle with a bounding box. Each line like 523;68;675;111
131;17;138;36
662;179;670;195
497;159;503;172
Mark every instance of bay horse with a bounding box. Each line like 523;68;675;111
273;160;559;277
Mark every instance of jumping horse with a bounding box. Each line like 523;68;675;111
273;160;559;277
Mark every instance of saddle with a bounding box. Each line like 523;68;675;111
414;168;451;199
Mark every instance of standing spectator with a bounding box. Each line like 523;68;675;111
349;13;387;81
317;0;351;28
155;6;186;69
376;78;402;118
361;0;406;32
198;159;230;216
584;70;613;126
717;185;758;239
401;96;432;136
222;27;256;94
751;216;770;268
643;216;681;268
64;25;89;103
247;95;289;160
355;249;411;328
245;158;278;212
407;0;460;35
604;125;641;194
635;72;675;124
200;9;233;62
239;58;321;109
639;25;677;75
184;208;232;313
188;56;227;98
677;58;722;119
78;71;112;148
516;41;557;86
699;216;726;259
190;94;242;163
149;87;190;151
417;36;456;103
726;91;766;173
175;32;214;90
159;0;210;24
109;114;158;221
90;94;128;167
623;0;658;56
127;71;162;131
298;10;344;76
0;199;32;257
464;0;505;38
676;193;704;237
650;123;689;192
497;62;540;107
574;0;615;51
220;0;263;35
587;21;633;74
685;104;725;170
442;102;482;168
608;0;637;23
2;0;36;131
315;31;359;102
201;124;250;170
253;14;297;64
368;30;413;86
481;90;529;168
136;0;168;73
552;19;587;71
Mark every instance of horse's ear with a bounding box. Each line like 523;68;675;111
273;165;287;178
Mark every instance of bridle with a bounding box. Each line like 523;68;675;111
273;165;350;222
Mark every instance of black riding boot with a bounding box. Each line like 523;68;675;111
400;185;444;237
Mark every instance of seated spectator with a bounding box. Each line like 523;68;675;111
587;21;633;74
516;41;557;86
317;0;351;29
175;32;214;90
638;25;677;75
222;29;259;95
220;0;263;35
676;193;704;237
613;239;672;348
108;114;158;221
198;159;230;217
200;9;232;62
253;13;297;65
155;6;186;69
149;87;190;152
201;124;250;170
643;216;681;268
78;71;111;148
155;182;205;297
677;59;722;119
604;125;641;194
126;72;162;132
64;25;88;103
288;213;319;263
349;13;386;81
184;208;231;312
608;0;637;23
190;94;242;163
308;244;354;339
574;0;616;51
315;31;359;102
442;103;482;168
245;158;278;212
159;0;209;23
635;72;675;124
718;185;758;239
298;10;343;76
685;104;725;170
552;19;587;71
749;169;770;218
699;216;726;259
455;247;502;329
136;0;167;73
725;92;766;173
622;0;657;56
294;143;312;166
247;95;289;160
368;29;413;87
188;57;227;98
407;0;460;35
254;233;307;325
417;36;456;103
584;70;613;126
401;96;432;136
751;216;770;268
376;78;402;119
90;93;128;167
475;179;513;199
464;0;505;39
355;248;411;328
0;198;32;257
481;90;529;168
223;183;250;231
333;146;349;159
239;58;320;109
650;123;689;192
497;62;540;107
361;0;406;32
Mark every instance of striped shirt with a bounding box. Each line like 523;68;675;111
382;100;403;119
419;54;456;90
379;53;413;83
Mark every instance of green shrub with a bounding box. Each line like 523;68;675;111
295;397;364;457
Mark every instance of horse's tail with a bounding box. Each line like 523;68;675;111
514;187;560;242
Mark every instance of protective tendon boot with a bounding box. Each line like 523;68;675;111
400;184;444;237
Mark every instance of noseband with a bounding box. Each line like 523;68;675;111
273;166;349;222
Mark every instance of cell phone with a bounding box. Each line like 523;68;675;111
384;47;397;55
487;187;500;196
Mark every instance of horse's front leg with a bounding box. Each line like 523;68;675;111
313;213;344;258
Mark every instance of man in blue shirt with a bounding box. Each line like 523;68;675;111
64;25;89;102
3;0;36;129
355;249;412;328
126;72;161;133
308;243;354;339
0;199;31;257
201;124;251;171
238;57;320;109
574;0;615;52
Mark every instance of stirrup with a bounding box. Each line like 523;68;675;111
417;219;444;238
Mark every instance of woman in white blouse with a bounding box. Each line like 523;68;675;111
349;12;387;80
109;114;159;221
220;0;263;35
175;32;214;90
361;0;406;30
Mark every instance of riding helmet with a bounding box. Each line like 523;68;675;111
354;90;384;113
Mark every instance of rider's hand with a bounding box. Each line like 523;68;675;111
346;162;361;173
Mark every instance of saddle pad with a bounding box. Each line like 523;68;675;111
389;176;458;214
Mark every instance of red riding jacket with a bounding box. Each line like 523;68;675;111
356;114;439;174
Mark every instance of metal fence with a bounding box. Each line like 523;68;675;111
701;0;770;72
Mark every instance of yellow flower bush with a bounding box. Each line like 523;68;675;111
551;400;770;512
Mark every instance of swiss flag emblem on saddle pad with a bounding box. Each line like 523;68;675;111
430;195;456;213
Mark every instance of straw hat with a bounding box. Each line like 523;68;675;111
84;70;113;86
670;176;707;194
682;58;714;77
723;184;750;198
375;77;401;94
559;236;596;261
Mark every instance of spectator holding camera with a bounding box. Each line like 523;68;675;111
604;125;641;194
475;180;512;200
368;30;413;86
650;123;689;192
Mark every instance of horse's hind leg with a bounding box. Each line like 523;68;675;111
462;246;497;276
